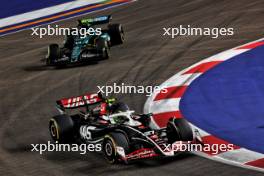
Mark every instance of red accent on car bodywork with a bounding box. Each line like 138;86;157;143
57;93;102;109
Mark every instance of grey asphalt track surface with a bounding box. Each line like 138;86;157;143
0;0;264;175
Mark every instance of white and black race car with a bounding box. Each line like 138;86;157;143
49;93;201;163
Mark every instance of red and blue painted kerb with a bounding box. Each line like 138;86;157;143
145;40;264;171
180;42;264;155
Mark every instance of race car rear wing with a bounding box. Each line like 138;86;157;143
78;15;112;26
56;92;103;109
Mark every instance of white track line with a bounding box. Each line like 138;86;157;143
0;0;105;28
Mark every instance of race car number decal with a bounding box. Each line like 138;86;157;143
80;126;96;140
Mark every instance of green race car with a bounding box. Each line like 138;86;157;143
46;15;124;66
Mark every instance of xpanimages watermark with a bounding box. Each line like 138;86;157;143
31;141;101;155
31;25;102;38
163;25;234;39
163;141;234;155
97;83;168;96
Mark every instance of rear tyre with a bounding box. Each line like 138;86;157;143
108;24;124;46
46;44;60;66
49;115;75;143
166;118;194;144
96;38;110;60
102;132;129;164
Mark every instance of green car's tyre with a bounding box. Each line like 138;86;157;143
108;24;124;46
46;44;60;66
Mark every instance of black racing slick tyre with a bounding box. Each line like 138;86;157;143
46;44;60;66
49;115;74;143
96;38;110;60
108;24;124;46
166;118;194;144
102;132;129;164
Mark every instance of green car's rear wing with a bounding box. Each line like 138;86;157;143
78;15;112;26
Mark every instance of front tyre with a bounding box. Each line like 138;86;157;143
102;132;129;164
49;115;74;143
108;24;124;46
166;118;194;144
